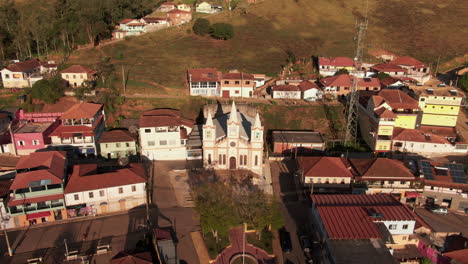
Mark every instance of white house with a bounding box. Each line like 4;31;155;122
113;19;147;39
271;85;301;99
1;59;43;88
64;164;146;216
60;65;97;88
392;128;456;154
196;2;214;13
298;80;323;101
202;101;264;175
139;109;194;160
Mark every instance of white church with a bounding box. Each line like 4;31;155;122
202;101;264;175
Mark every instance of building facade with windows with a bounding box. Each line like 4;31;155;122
318;57;355;76
7;151;67;227
0;59;44;88
99;130;137;159
187;68;222;97
202;101;264;175
64;163;146;216
49;102;105;155
60;65;97;88
220;72;255;98
139;109;194;160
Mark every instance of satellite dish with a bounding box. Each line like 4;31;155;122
118;156;129;166
129;125;138;134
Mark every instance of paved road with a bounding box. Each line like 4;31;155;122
271;161;313;264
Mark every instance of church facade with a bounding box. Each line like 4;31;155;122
202;101;264;175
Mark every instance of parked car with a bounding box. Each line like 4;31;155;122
437;83;447;87
431;207;448;215
300;235;312;253
279;227;292;253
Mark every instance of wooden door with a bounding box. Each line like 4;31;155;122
229;157;236;169
119;200;126;211
222;90;230;98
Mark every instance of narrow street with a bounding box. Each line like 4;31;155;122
270;160;313;264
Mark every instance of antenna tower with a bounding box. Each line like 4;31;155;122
344;4;368;145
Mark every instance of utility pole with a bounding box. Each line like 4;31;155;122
122;65;126;95
0;207;12;256
344;3;368;145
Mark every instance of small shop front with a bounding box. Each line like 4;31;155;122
66;204;96;218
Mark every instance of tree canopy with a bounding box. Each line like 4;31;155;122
376;72;391;80
334;68;349;75
193;18;211;36
459;73;468;92
210;23;234;40
30;76;66;104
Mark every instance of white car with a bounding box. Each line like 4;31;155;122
431;207;448;215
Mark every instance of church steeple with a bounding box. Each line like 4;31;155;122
253;111;261;129
229;100;238;124
205;109;213;127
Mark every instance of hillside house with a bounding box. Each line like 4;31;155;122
202;102;264;176
113;19;147;39
196;2;222;13
139;109;194;160
99;130;137;159
1;59;44;88
392;56;431;83
60;65;97;88
49;102;106;155
271;85;301;99
8;151;68;227
141;17;170;29
167;9;192;26
319;74;381;96
188;68;222;96
318;57;355;76
253;74;266;87
221;72;255;98
157;2;177;12
371;62;408;78
298;80;323;101
177;3;191;11
64;163;146;216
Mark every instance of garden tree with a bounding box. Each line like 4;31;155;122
334;68;349;75
193;18;211;36
30;77;66;104
376;72;391;80
459;73;468;92
194;183;240;242
210;23;234;40
96;57;115;87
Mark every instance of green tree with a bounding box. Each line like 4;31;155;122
193;18;211;36
334;68;349;75
210;23;234;40
458;73;468;92
96;57;115;87
376;72;391;80
30;77;66;104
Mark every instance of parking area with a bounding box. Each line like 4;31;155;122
414;208;468;235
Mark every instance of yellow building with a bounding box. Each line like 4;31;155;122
412;86;464;127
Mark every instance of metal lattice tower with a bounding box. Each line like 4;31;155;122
344;19;368;145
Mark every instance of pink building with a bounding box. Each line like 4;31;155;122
11;118;60;156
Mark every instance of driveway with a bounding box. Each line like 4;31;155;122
271;161;312;264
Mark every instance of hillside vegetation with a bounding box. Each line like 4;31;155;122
68;0;468;90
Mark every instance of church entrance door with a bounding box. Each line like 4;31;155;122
229;157;236;169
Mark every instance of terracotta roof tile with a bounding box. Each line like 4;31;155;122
377;90;419;109
349;158;415;180
139;109;194;128
318;57;354;67
392;128;451;144
61;65;97;74
167;9;191;14
119;19;135;24
0;180;12;197
443;249;468;264
65;164;146;193
392;56;425;68
222;72;254;80
111;251;153;264
374;107;396;119
298;80;321;91
4;59;41;72
188;68;221;82
298;157;353;178
371;62;407;72
60;102;103;119
320;75;380;88
312;194;400;206
272;85;300;92
99;130;135;143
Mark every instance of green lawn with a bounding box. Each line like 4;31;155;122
69;0;467;90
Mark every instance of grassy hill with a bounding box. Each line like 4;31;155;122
69;0;468;91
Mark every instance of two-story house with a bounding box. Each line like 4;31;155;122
318;57;355;76
349;158;422;203
220;72;255;98
319;74;381;96
7;151;67;227
167;9;192;26
64;163;146;216
297;156;353;193
187;68;222;96
113;19;148;39
1;59;43;88
195;1;222;13
60;65;97;88
417;160;467;213
139;109;194;160
99;130;137;159
49;102;105;155
392;56;430;84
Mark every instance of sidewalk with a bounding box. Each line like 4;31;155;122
190;231;211;264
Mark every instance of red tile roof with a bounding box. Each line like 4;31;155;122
317;206;382;239
392;56;425;68
188;68;221;82
312;194;400;206
60;102;103;119
119;19;135;24
4;59;41;72
377;89;419;109
379;76;401;86
167;9;191;14
374;107;396;119
111;251;153;264
222;72;254;80
50;115;104;137
272;85;300;92
419;126;457;138
371;62;407;72
0;180;12;197
443;249;468;264
160;2;176;6
99;130;135;143
61;65;97;74
298;80;321;91
139;109;194;128
298;157;353;178
318;57;354;67
320;75;380;88
392;128;451;144
8;193;64;207
349;158;415;180
65;164;146;193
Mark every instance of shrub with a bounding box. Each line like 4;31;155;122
30;77;66;104
210;23;234;40
193;18;210;36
